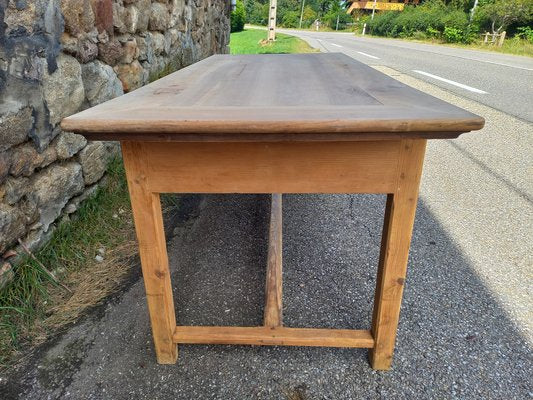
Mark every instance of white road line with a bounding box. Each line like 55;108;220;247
413;70;488;94
470;59;533;71
330;43;343;48
356;51;380;59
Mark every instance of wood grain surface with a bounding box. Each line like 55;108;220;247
128;141;402;194
62;53;484;140
173;326;375;348
264;194;283;327
121;142;178;363
369;139;427;370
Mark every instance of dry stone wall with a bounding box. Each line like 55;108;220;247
0;0;230;282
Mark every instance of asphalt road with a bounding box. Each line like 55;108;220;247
278;29;533;122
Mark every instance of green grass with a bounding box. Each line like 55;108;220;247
359;33;533;57
463;37;533;57
0;158;132;368
230;29;318;54
414;36;533;57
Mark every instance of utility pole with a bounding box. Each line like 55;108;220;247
371;0;377;20
336;14;340;31
299;0;306;29
268;0;278;41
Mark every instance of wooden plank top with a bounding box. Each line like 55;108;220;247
62;53;484;141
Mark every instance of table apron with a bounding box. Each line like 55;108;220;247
121;140;403;194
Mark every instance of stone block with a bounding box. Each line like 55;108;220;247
61;0;96;36
0;203;27;254
104;141;121;158
81;60;124;106
151;32;166;55
9;143;41;177
78;141;109;185
124;5;139;33
18;226;55;255
19;194;39;226
149;2;170;31
114;60;143;92
76;38;99;63
136;0;151;31
91;0;113;34
97;38;124;66
0;107;33;152
3;176;30;205
4;0;37;36
0;262;14;291
136;34;154;63
30;162;84;232
120;38;139;64
8;142;58;178
61;32;80;55
112;2;127;33
97;30;110;44
39;146;58;169
65;184;99;214
164;29;178;54
170;0;186;29
55;131;87;159
0;152;11;184
42;54;85;126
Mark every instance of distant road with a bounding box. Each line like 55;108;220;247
277;29;533;122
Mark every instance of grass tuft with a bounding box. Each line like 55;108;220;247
0;157;135;369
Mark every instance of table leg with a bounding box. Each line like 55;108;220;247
122;142;177;364
369;139;426;370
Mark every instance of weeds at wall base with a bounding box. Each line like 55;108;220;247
0;158;134;370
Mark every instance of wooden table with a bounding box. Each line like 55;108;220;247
62;53;484;370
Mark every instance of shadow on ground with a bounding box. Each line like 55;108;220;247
2;194;531;399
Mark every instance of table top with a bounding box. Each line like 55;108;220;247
62;53;484;141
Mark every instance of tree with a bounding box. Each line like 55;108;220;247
476;0;533;33
245;0;270;25
323;1;352;29
301;5;318;27
282;10;301;27
231;0;247;32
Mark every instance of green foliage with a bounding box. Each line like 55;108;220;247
301;5;318;28
323;8;353;30
243;0;533;42
443;26;464;42
368;0;475;43
516;26;533;43
412;30;428;40
244;0;351;29
282;10;301;28
245;0;269;25
426;26;441;38
231;0;246;33
474;0;533;34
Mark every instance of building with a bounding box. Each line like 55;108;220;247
347;0;420;13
